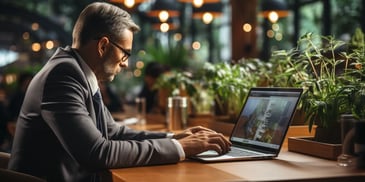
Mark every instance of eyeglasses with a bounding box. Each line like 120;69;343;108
109;40;131;62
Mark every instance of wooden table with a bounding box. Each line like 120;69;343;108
109;113;365;182
110;150;365;182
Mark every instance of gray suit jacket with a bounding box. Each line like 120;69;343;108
8;47;180;182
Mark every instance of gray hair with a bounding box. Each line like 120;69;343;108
72;2;140;46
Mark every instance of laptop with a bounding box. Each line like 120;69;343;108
191;87;303;162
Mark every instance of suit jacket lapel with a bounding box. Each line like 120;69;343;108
61;47;101;133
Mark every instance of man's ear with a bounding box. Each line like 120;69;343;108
97;37;109;57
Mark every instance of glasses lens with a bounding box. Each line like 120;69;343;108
122;54;129;62
110;40;130;62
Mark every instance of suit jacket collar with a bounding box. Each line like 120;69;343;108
62;46;99;95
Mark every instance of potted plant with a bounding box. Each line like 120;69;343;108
138;40;199;114
153;70;197;114
344;28;365;120
195;60;268;121
140;41;191;70
153;58;269;121
271;30;365;144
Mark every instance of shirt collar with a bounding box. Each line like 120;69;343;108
71;49;99;95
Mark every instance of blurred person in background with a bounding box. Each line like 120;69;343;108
0;84;10;152
0;72;33;152
138;62;170;113
7;72;34;123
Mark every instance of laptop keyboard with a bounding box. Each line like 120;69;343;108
226;147;261;157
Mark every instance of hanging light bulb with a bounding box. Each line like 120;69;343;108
109;0;148;8
124;0;135;8
45;40;55;50
32;42;41;52
147;0;180;20
242;23;252;32
259;0;289;21
268;11;279;23
179;0;220;7
202;12;213;24
160;23;170;32
159;10;169;22
193;0;204;8
192;2;222;23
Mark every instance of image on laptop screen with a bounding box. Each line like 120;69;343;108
230;89;302;150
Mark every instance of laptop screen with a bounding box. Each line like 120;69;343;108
230;88;302;151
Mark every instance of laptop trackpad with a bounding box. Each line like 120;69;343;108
196;147;264;158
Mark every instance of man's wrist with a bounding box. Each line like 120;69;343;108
166;132;174;138
171;139;185;161
167;132;185;161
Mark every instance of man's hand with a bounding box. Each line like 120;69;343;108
173;126;217;139
175;126;232;157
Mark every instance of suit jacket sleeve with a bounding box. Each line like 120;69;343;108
104;107;168;141
41;61;180;170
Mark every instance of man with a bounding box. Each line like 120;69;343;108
8;2;231;182
138;62;170;113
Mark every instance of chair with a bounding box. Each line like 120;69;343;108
0;168;47;182
0;151;10;168
0;152;46;182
